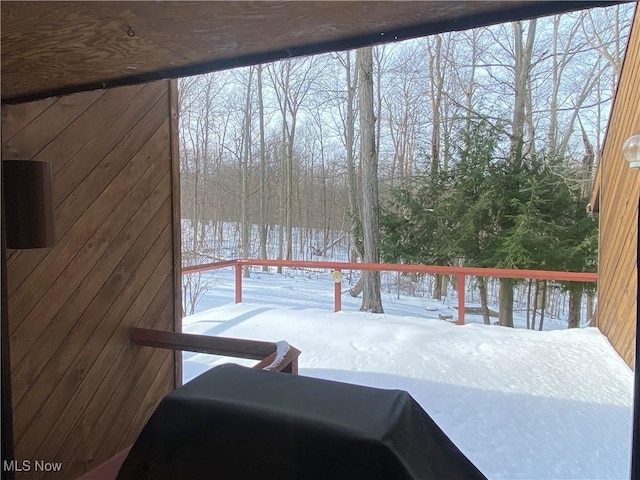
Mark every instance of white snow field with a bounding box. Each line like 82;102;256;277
182;269;634;480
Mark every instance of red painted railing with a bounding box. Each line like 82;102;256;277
183;259;597;325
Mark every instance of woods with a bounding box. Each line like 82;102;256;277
179;5;633;324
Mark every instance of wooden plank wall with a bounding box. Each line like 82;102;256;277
1;80;181;479
597;6;640;369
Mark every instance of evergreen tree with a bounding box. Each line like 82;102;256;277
381;118;598;328
552;177;598;328
445;120;501;267
380;177;450;266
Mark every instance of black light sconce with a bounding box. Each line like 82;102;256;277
2;160;56;249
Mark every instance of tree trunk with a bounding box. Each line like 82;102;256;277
587;292;596;327
441;274;449;298
283;61;296;263
350;276;364;297
344;51;363;261
580;120;596;199
510;19;536;167
538;281;547;331
374;45;385;172
357;46;383;313
498;278;514;327
531;280;539;330
241;67;253;278
285;106;295;262
277;101;286;274
428;34;443;180
567;284;582;328
525;279;532;329
257;64;269;272
477;276;491;325
433;274;443;299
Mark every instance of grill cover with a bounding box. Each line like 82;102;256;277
117;363;486;480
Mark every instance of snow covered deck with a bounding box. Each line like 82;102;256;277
183;273;633;480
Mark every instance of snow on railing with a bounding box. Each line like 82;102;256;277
252;341;300;374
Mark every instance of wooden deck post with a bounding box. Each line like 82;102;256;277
235;263;242;304
332;269;342;312
456;274;465;325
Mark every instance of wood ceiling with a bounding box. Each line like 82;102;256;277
1;1;627;104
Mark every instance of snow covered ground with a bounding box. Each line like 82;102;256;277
183;269;634;480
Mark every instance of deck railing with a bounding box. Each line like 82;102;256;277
131;328;300;374
183;258;598;325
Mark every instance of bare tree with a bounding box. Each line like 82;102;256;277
374;45;391;172
582;4;628;96
509;19;537;167
268;57;321;267
257;64;269;271
178;74;226;314
455;28;492;323
335;51;364;265
384;44;422;185
498;19;537;328
358;46;384;313
427;34;445;179
240;66;254;277
425;33;453;299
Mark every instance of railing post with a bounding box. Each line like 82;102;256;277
235;263;242;304
456;274;465;325
332;269;342;312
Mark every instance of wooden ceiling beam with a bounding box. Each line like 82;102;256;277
1;1;628;104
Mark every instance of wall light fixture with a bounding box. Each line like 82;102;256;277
2;160;56;249
623;134;640;169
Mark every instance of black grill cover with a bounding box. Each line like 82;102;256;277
117;364;486;480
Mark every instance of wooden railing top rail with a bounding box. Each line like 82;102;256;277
132;328;276;359
131;328;300;374
183;258;597;283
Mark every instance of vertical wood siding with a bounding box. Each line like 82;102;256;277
1;80;180;479
597;7;640;369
